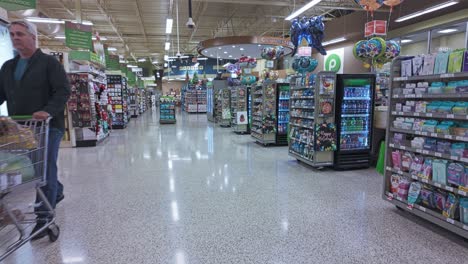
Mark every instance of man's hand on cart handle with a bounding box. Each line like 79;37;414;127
32;111;50;120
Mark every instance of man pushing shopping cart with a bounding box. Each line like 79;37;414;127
0;19;70;259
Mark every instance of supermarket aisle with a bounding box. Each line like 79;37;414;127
4;109;468;264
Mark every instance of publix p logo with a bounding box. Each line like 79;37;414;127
325;54;342;72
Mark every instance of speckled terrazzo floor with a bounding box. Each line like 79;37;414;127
3;109;468;264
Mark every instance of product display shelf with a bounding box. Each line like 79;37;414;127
217;88;231;127
230;85;249;134
139;89;147;114
129;88;139;118
251;81;276;146
383;56;468;239
197;89;207;113
159;97;176;124
184;90;198;113
207;83;216;122
276;83;290;145
288;72;336;167
107;74;129;129
67;62;110;147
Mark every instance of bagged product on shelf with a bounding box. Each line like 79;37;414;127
401;152;414;172
407;182;422;205
421;120;438;133
415;101;427;113
411;137;425;149
392;150;402;170
432;159;448;185
426;102;441;113
437;141;451;154
452;102;468;114
410;155;424;175
460;198;468;224
463;51;468;72
422;54;436;76
442;193;459;219
420;186;436;209
437;102;455;114
397;178;411;200
434;51;450;74
393;133;405;144
447;162;465;187
419;158;433;180
391;174;401;194
450;143;466;158
401;59;413;77
433;190;447;211
412;56;424;76
436;121;456;134
448;49;465;73
423;138;437;151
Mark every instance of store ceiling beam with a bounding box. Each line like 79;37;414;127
192;0;290;6
135;0;149;44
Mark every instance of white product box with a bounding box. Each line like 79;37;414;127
0;174;8;190
401;60;413;77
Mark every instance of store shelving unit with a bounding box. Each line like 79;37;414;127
288;72;336;166
197;89;207;113
139;89;147;114
67;62;110;147
251;82;276;145
184;89;198;113
230;85;249;134
107;74;129;129
217;87;231;127
383;56;468;239
159;97;176;124
276;83;290;145
129;88;139;118
207;83;216;122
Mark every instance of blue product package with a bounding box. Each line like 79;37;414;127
436;121;455;134
450;143;466;157
432;159;448;184
423;138;437;151
461;198;468;224
407;182;422;205
422;120;438;133
426;102;441;113
447;162;465;186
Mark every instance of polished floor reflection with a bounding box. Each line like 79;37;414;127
4;109;468;263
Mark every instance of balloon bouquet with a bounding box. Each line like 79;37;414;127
224;56;258;85
289;15;327;75
260;46;285;80
352;0;404;68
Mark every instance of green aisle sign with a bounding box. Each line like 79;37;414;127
65;21;92;50
107;55;120;71
127;71;136;86
0;0;35;11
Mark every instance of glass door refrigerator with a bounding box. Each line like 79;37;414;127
334;74;376;170
276;83;290;145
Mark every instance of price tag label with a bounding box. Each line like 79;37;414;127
451;156;459;161
408;94;416;98
431;133;438;137
399;112;404;115
446;186;454;192
421;132;428;136
407;204;414;210
419;206;426;212
459;190;467;196
446;218;455;225
435;152;443;157
445;135;452;139
434;183;442;188
389;143;395;147
400;146;406;150
463;225;468;231
414;113;420;116
456;136;465;141
416;94;423;98
422;178;429;183
441;73;455;78
422;150;429;154
396;196;403;201
426;113;433;117
386;166;392;171
447;114;455;119
394;95;399;98
386;194;394;201
398;170;404;175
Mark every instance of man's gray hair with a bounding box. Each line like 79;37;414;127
8;19;38;37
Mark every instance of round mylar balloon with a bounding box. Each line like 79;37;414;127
384;0;403;8
353;40;368;61
297;57;318;73
355;0;384;12
366;37;386;58
241;75;256;85
384;40;401;61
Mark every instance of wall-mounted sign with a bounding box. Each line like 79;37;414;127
324;48;344;73
65;22;92;50
365;20;387;37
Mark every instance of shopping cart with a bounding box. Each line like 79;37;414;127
0;116;59;261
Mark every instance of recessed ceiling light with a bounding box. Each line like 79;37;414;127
218;47;222;50
223;51;228;54
232;45;236;48
240;48;244;51
204;50;208;53
438;28;458;34
258;44;262;47
401;39;413;43
229;55;232;58
210;54;214;57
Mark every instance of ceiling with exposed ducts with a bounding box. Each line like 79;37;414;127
6;0;380;64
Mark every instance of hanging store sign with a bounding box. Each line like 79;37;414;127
298;47;312;57
364;20;387;37
106;54;120;71
65;21;93;50
324;48;344;73
0;0;35;11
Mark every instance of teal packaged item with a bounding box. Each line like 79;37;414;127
437;102;455;114
432;159;448;185
422;120;438;133
426;102;441;113
428;87;443;94
407;182;422;205
434;51;450;74
447;162;465;186
443;193;459;218
431;82;445;87
460;198;468;224
452;102;468;114
450;143;466;157
436;121;455;134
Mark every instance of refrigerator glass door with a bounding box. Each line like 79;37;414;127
340;78;373;151
0;24;13;116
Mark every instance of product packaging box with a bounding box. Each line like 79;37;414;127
448;49;465;73
463;50;468;72
422;54;435;75
401;60;412;77
434;51;450;74
412;56;424;76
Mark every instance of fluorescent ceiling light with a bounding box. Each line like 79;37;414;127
54;36;106;41
164;55;169;61
166;18;173;34
138;58;147;62
127;65;137;68
240;48;244;51
395;0;459;22
285;0;322;21
232;45;236;48
223;51;228;54
229;55;233;58
322;37;347;46
108;47;117;51
119;60;126;63
54;36;66;39
25;17;93;25
438;28;458;34
165;42;170;51
197;57;208;61
401;39;413;43
218;47;222;50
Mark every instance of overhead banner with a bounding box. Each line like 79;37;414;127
65;22;92;50
106;55;120;71
0;0;35;11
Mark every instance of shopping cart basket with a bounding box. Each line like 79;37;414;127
0;116;59;261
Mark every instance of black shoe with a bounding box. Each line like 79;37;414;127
30;222;48;241
56;194;65;205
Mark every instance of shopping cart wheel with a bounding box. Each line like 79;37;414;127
48;224;60;242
